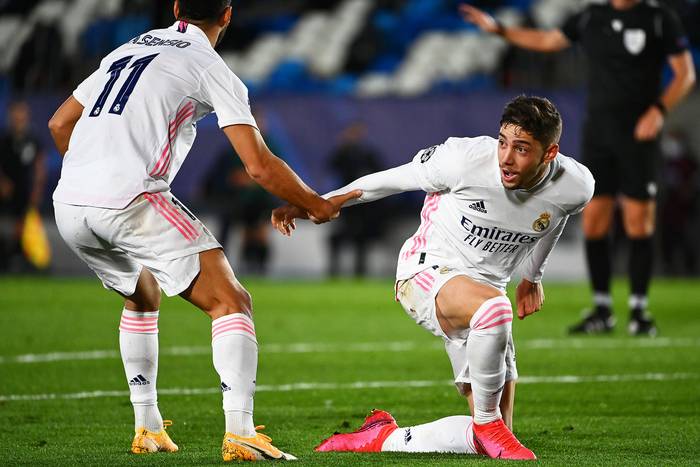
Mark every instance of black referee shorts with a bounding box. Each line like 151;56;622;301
582;115;660;201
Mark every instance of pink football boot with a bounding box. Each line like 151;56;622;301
472;419;536;460
315;409;399;452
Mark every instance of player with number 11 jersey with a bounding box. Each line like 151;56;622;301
54;20;254;208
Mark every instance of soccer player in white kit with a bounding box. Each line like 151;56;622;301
48;0;359;461
272;96;595;460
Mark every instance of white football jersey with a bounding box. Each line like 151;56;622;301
396;136;595;289
53;21;256;209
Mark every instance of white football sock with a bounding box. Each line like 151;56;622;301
467;296;513;425
212;313;258;437
119;308;163;432
382;416;477;453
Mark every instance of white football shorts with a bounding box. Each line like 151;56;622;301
54;191;221;297
395;264;518;385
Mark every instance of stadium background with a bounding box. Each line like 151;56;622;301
1;0;699;277
1;1;700;465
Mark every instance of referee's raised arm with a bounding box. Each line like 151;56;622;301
459;3;570;52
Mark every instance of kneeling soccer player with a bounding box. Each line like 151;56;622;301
272;96;595;460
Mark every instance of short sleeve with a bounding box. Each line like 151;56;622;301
200;60;257;129
410;138;463;192
660;6;689;55
560;11;585;42
72;69;102;106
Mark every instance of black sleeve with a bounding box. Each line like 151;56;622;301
660;5;689;55
561;11;585;42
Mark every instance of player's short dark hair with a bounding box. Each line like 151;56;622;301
177;0;231;22
500;95;562;148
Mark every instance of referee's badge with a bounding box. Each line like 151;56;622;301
623;29;646;55
533;212;551;232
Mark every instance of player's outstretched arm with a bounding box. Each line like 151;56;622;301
272;162;423;236
459;3;569;52
271;191;362;236
48;96;84;157
223;124;360;223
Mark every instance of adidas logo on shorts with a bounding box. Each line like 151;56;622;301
468;200;487;213
221;382;231;392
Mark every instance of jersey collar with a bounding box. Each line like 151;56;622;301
169;20;211;47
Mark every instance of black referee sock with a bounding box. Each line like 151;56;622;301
629;237;654;318
585;238;612;310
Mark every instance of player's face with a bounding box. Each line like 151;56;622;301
498;124;556;190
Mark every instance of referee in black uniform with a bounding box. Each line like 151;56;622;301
461;0;696;336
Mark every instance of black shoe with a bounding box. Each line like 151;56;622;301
628;314;658;337
568;308;615;335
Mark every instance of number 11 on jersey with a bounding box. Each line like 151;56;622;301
90;53;159;117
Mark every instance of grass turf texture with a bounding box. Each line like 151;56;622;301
0;277;699;465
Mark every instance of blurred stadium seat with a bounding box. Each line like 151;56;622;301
1;0;698;97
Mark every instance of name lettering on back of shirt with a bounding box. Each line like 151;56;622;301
131;35;191;49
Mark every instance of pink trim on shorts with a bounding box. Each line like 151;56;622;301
150;102;195;177
403;193;441;260
413;270;435;292
144;193;199;241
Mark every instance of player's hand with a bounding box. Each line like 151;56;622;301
271;204;307;236
515;279;544;320
459;4;500;33
634;106;664;141
308;190;363;224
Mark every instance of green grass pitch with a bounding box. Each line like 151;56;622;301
1;277;699;465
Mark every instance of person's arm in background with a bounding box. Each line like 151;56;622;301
459;3;570;52
636;51;695;141
223;124;360;223
48;96;84;157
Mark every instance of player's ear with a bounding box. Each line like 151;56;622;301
544;143;558;163
220;6;232;27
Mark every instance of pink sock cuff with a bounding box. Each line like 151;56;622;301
212;313;256;342
119;309;159;334
470;296;512;331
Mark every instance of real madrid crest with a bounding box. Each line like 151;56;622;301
533;212;551;232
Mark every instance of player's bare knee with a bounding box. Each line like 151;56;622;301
124;274;161;311
207;286;253;319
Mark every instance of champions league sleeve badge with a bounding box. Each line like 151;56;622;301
532;212;551;232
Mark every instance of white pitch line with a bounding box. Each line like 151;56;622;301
0;342;427;364
1;372;697;402
1;337;699;364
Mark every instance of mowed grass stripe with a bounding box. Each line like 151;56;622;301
2;372;697;402
2;337;700;364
